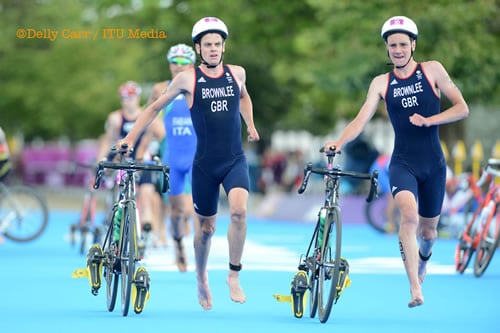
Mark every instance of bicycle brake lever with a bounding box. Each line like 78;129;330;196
161;166;170;194
366;170;379;202
93;166;104;190
298;163;313;194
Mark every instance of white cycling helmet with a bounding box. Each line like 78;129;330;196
381;16;418;41
167;43;196;64
191;17;228;43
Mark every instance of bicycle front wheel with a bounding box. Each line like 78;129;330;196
455;206;482;274
1;185;49;242
473;203;500;277
120;201;138;316
317;207;342;323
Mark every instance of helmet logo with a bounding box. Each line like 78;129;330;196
390;18;405;26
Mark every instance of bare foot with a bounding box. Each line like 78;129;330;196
408;286;424;308
227;273;246;304
197;273;212;310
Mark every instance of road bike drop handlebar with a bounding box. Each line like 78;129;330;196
297;147;379;203
92;143;170;193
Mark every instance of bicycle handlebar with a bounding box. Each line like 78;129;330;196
93;144;170;193
298;163;379;203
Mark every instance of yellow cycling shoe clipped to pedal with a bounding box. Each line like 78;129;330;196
335;258;352;303
86;244;103;296
273;269;309;318
290;270;309;318
132;266;151;314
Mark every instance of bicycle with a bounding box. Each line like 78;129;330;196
455;158;500;277
294;147;378;323
85;144;169;316
69;161;104;255
455;159;500;277
0;182;49;242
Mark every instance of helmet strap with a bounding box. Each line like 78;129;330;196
395;55;413;69
386;49;414;69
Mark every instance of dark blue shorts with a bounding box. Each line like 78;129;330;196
192;154;249;216
389;156;446;218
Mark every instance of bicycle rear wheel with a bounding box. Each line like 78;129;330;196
364;193;399;234
317;208;342;323
1;185;49;242
120;202;137;316
473;203;500;277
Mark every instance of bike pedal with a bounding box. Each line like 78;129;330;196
132;267;150;314
86;244;103;295
290;270;308;318
335;258;351;303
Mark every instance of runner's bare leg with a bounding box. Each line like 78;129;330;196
226;188;248;304
395;191;424;308
193;214;216;310
417;216;438;284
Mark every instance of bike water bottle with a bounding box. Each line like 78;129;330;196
113;205;123;242
318;208;327;248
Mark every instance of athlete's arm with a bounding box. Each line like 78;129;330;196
231;65;259;142
121;70;193;148
410;61;469;127
146;82;166;106
134;117;165;161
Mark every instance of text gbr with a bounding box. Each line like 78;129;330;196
201;86;235;112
